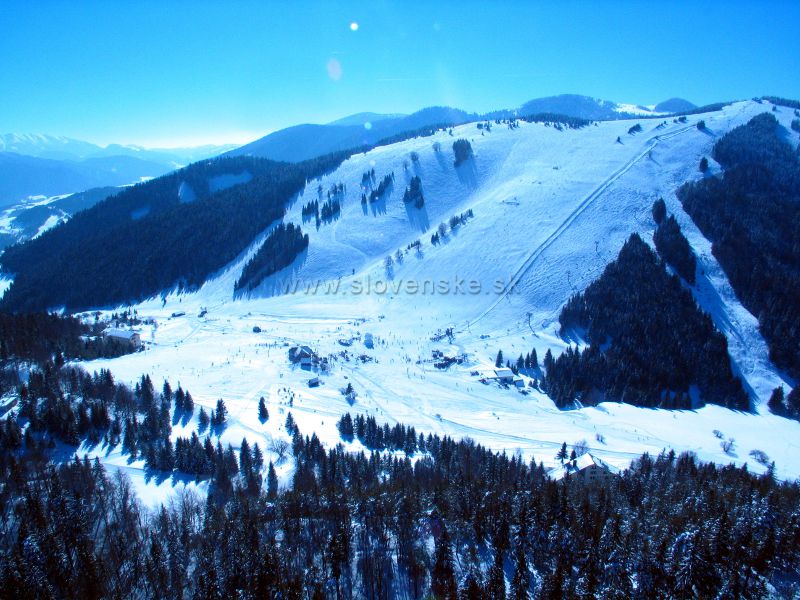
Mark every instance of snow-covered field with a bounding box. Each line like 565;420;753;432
63;99;800;504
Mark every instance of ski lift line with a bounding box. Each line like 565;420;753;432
466;124;697;329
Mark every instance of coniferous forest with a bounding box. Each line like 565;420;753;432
235;223;309;292
678;112;800;379
0;312;796;598
653;209;697;285
549;234;747;410
0;153;349;312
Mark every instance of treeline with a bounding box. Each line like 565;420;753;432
761;96;800;110
678;112;800;379
235;223;309;292
0;152;348;312
549;234;747;410
652;199;697;284
2;406;798;598
0;311;134;368
520;112;591;129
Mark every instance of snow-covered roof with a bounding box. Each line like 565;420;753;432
550;453;620;481
494;368;514;378
105;328;139;340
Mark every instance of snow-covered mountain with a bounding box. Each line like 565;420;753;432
227;106;477;162
515;93;677;120
0;132;237;163
0;186;118;251
28;98;799;504
227;95;694;163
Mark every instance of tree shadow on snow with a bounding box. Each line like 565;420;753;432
404;200;430;233
455;158;478;189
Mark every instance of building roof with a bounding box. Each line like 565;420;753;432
550;453;620;481
105;328;139;340
494;368;514;378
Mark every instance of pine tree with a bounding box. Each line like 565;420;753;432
510;544;530;600
214;399;227;426
258;396;269;422
556;442;568;462
239;438;251;476
337;413;354;441
431;525;458;600
252;443;263;472
495;350;504;368
285;412;296;436
267;461;278;499
788;386;800;418
198;407;210;430
174;386;185;412
162;380;172;404
652;198;667;225
486;548;505;600
768;387;785;416
543;349;554;372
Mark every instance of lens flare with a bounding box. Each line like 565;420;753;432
326;58;342;81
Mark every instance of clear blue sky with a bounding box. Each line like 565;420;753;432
2;0;798;147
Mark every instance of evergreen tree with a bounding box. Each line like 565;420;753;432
510;544;530;600
652;198;667;225
213;399;227;427
198;407;209;430
543;349;554;372
486;548;506;600
556;442;568;462
431;525;458;600
258;396;269;422
267;461;278;499
768;387;785;416
183;391;193;414
787;386;800;418
285;412;297;436
495;350;504;368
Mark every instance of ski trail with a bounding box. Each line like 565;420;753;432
467;124;696;328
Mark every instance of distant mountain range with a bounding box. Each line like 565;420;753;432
0;153;173;209
226;106;477;163
0;94;696;210
229;94;696;162
0;133;237;164
0;134;237;206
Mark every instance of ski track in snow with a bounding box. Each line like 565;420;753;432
63;100;800;506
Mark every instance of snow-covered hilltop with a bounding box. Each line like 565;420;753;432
47;99;800;503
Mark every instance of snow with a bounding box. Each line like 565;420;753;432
614;103;669;117
71;100;800;502
208;171;252;193
0;276;11;299
32;214;63;238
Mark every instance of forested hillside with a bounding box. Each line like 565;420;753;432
1;390;797;599
0;153;348;311
678;113;800;378
548;234;747;410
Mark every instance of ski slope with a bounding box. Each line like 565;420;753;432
69;100;800;504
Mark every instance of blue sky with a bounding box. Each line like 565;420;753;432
2;0;798;147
